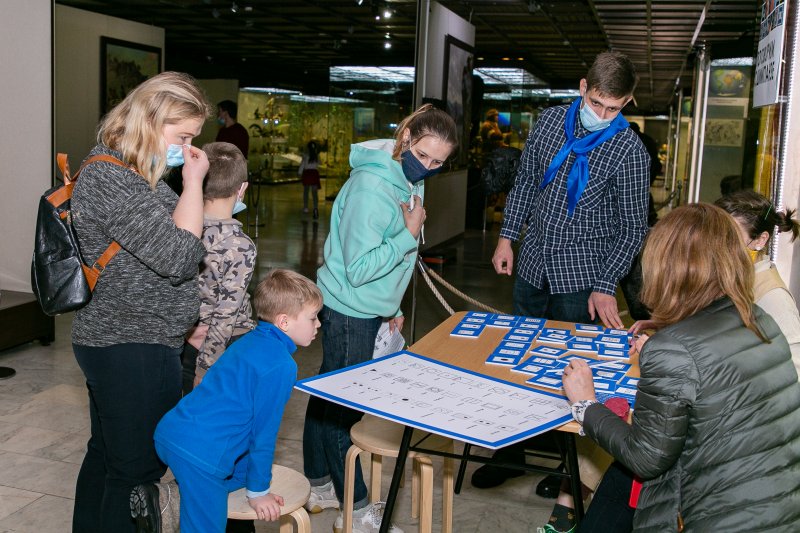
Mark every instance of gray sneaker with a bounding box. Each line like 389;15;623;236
305;480;340;513
332;502;404;533
158;480;180;533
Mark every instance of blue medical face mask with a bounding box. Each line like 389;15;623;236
401;149;442;184
232;200;247;214
579;99;614;132
166;143;185;167
217;117;226;126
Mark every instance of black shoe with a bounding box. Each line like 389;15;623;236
131;483;162;533
536;473;563;499
313;208;319;219
470;463;525;489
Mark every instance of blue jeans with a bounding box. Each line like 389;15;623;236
513;277;593;324
302;306;382;510
73;343;182;533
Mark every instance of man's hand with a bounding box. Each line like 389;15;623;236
247;493;284;522
588;291;623;329
388;316;404;334
492;238;514;275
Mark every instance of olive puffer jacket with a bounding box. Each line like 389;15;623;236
584;298;800;532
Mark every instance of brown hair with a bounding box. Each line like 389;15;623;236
640;203;765;340
585;51;638;98
715;190;800;243
201;142;248;200
98;71;212;188
392;103;458;160
253;269;323;323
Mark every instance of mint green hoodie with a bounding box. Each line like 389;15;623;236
316;139;422;318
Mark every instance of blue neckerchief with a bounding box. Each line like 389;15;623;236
539;98;629;216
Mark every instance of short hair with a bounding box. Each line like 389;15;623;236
218;100;238;120
715;190;800;243
392;103;458;160
98;71;212;189
586;51;638;98
640;203;765;340
485;108;499;120
201;142;248;200
253;269;323;323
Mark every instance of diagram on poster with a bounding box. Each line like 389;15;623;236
295;350;573;449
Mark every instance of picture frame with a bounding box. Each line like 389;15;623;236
442;35;475;167
100;37;162;114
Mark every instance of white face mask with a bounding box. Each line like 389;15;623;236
232;183;247;214
579;100;614;132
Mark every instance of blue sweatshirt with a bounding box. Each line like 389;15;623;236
154;322;296;495
316;139;422;318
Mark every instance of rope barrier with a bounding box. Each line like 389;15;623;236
416;258;507;315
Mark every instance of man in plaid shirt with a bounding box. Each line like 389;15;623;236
473;52;650;501
493;51;649;329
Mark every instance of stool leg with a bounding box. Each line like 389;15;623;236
280;514;293;533
344;445;361;533
411;457;420;519
369;453;383;503
417;457;434;533
442;447;454;533
288;507;311;533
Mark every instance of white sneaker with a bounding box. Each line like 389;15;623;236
305;480;340;513
332;502;404;533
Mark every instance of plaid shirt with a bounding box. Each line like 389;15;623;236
500;104;650;295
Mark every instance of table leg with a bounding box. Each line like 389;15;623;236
564;433;584;524
380;426;413;533
453;443;472;494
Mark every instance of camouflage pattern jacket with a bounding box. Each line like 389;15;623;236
195;216;257;377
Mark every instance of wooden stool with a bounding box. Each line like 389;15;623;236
343;415;454;533
227;464;311;533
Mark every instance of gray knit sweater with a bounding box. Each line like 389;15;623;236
71;145;206;348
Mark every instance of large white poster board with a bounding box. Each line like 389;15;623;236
295;350;572;449
754;0;787;107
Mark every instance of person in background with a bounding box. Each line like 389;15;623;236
715;190;800;376
563;203;800;532
70;71;210;532
216;100;249;159
299;140;321;219
302;104;457;533
152;270;323;533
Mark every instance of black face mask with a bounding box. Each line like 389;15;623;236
401;150;442;183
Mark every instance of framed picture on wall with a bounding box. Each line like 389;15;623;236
442;35;475;167
100;37;162;115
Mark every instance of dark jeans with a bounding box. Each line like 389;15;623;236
512;277;593;324
302;305;382;510
73;342;182;533
181;333;246;396
578;461;635;533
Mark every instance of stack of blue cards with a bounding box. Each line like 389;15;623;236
537;327;574;346
450;311;492;338
575;323;605;335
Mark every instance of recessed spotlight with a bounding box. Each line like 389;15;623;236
383;9;392;18
375;15;380;20
384;41;392;49
477;56;484;60
356;0;363;4
385;33;391;39
502;57;510;61
230;2;238;13
517;57;524;60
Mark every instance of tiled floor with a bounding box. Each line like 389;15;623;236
0;178;660;532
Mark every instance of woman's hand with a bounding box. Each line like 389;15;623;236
388;316;404;334
181;145;209;189
562;359;597;404
400;195;426;238
629;333;650;357
247;493;284;522
628;320;656;336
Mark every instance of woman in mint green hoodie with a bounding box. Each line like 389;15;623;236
303;104;457;532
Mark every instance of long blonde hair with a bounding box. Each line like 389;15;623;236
640;203;765;340
97;71;211;188
392;104;457;161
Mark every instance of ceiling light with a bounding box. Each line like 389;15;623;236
230;2;238;13
385;33;391;39
517;57;524;60
357;0;363;4
502;57;510;61
384;41;392;49
383;9;392;18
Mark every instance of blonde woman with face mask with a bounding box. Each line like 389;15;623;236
714;190;800;379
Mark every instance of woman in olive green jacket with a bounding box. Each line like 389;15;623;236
563;203;800;532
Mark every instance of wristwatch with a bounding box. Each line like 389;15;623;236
570;399;599;426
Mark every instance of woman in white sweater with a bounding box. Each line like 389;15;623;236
715;190;800;378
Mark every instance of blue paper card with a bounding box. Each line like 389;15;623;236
505;333;537;343
511;362;551;375
596;335;627;346
491;346;526;358
592;369;627;382
450;326;483;338
526;374;564;391
604;328;629;336
510;327;540;337
487;318;516;328
517;317;546;327
528;345;567;358
597;345;630;359
575;323;605;335
614;385;638;398
566;339;599;353
463;316;489;324
537;333;573;345
498;340;531;351
592;361;631;372
562;354;597;365
593;378;618;393
619;376;640;388
465;311;492;319
486;352;525;366
521;355;568;368
541;328;571;336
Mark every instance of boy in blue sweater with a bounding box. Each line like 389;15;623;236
149;269;322;532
